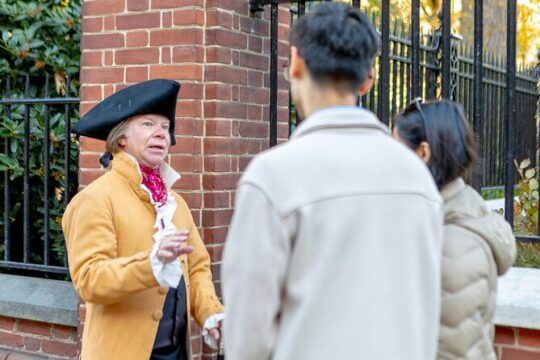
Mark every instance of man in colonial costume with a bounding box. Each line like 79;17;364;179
63;79;223;360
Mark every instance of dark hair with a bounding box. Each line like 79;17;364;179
289;2;380;93
394;100;478;189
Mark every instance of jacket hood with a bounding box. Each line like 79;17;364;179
442;178;516;275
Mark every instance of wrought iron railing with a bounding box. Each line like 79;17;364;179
253;0;540;243
0;75;79;275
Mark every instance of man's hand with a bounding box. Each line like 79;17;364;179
208;326;221;341
208;318;223;340
203;317;224;350
156;229;193;263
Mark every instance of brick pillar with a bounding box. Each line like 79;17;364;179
79;1;290;358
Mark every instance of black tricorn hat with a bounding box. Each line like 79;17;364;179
73;79;180;145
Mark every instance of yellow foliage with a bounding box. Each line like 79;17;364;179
453;0;539;66
517;1;540;64
338;0;538;66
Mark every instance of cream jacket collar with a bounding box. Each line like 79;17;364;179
291;106;389;140
440;177;466;202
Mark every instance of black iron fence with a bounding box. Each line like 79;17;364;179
460;55;538;188
0;75;79;276
252;0;540;243
288;6;538;190
0;1;538;276
365;26;537;189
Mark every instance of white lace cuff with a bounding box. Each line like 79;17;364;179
150;242;183;288
201;312;225;350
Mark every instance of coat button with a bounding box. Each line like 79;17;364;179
152;310;163;321
158;287;168;295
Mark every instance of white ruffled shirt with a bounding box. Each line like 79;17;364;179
133;158;223;349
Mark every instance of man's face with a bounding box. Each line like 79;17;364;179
120;114;171;168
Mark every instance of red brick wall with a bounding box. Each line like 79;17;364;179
495;326;540;360
0;316;78;359
78;1;290;359
1;318;538;360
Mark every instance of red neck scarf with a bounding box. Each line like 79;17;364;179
139;164;168;206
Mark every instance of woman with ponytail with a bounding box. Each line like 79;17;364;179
393;99;516;360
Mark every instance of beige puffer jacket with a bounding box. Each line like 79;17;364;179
438;178;516;360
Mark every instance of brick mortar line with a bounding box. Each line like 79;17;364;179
17;335;77;344
496;344;540;352
201;0;210;231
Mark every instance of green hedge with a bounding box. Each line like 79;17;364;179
0;0;80;272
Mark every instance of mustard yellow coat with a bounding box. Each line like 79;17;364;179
62;152;223;360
